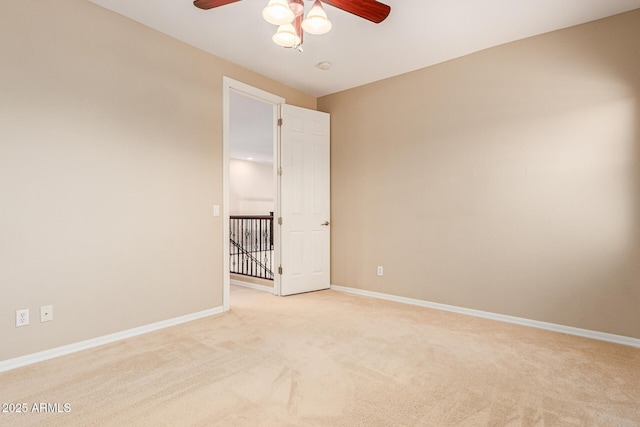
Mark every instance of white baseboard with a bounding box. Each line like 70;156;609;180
0;306;224;373
231;279;274;293
330;285;640;349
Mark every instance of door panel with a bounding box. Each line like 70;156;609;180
280;104;330;296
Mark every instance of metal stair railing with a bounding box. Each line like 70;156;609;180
229;213;274;280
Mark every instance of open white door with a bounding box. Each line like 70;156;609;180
279;104;330;296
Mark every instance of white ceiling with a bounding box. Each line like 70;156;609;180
229;91;274;163
89;0;640;97
88;0;640;162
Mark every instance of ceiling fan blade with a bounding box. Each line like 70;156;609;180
322;0;390;23
193;0;243;10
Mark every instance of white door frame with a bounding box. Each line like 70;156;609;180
222;77;284;311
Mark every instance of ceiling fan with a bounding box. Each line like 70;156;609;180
193;0;391;50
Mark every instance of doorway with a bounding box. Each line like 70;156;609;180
223;78;284;311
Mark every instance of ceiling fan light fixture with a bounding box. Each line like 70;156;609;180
262;0;295;25
272;23;301;47
302;0;332;35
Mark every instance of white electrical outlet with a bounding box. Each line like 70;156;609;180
377;266;384;276
41;305;53;322
16;309;29;327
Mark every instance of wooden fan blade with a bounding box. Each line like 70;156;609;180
322;0;390;23
193;0;243;10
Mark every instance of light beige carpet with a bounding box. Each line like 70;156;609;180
1;285;639;426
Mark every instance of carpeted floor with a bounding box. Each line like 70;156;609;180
1;285;639;426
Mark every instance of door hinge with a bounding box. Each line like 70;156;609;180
278;266;283;275
278;217;282;225
278;167;282;176
278;118;283;127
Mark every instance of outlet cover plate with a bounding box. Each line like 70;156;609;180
16;309;29;327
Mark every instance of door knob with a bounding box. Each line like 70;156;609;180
321;221;330;226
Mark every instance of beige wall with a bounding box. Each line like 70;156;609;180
229;159;275;215
319;10;640;338
0;0;315;361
